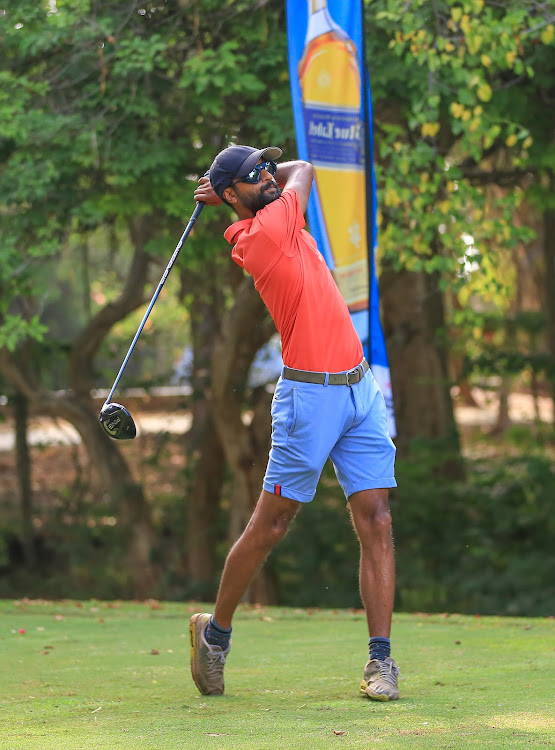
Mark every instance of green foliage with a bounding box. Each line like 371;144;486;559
454;311;554;384
0;0;295;352
366;0;554;303
0;314;47;350
179;40;265;107
392;443;555;616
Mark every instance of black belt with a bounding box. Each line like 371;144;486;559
283;358;369;386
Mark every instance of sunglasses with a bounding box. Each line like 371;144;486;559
231;160;277;186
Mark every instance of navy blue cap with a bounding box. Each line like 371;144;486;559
209;145;282;199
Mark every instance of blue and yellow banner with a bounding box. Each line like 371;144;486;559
286;0;395;436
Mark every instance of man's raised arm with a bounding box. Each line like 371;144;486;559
275;160;314;214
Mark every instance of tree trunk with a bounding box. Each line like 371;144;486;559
239;385;276;605
210;270;277;602
12;391;37;569
493;376;511;434
543;203;555;418
185;401;225;596
380;263;464;477
211;274;275;533
177;254;229;597
213;384;274;604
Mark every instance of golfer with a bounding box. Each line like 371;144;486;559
190;145;400;701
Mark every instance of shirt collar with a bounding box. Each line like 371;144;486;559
224;218;252;245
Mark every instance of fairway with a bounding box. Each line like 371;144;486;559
1;600;553;750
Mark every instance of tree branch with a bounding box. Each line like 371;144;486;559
68;215;156;394
459;166;538;187
0;347;42;400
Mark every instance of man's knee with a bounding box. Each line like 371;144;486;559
349;489;392;540
269;508;297;542
245;514;294;552
245;492;300;549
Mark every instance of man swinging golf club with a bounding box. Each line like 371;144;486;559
190;145;400;701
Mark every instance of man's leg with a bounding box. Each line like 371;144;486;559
348;488;395;637
348;488;400;701
190;489;300;695
213;489;300;627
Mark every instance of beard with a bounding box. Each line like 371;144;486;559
243;180;282;214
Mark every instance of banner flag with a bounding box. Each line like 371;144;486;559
286;0;396;436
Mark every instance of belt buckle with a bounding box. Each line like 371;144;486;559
346;366;360;386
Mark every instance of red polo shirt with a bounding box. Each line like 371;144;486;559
224;188;363;372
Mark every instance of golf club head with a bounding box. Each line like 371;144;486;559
99;402;137;440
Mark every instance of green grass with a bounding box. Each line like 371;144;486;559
1;600;553;750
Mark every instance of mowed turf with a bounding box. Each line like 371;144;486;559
1;600;553;750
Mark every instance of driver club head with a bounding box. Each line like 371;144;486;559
99;402;137;440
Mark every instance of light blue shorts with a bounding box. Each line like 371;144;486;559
263;364;397;503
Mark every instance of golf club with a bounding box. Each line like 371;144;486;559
99;201;205;440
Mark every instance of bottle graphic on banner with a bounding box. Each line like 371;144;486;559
298;0;368;312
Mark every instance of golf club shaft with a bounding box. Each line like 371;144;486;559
104;202;205;405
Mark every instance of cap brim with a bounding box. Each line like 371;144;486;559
235;146;282;179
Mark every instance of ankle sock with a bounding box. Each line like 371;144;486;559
205;616;232;650
369;636;391;662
